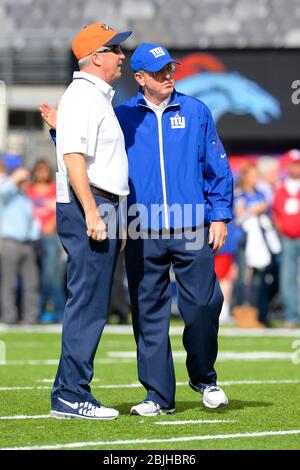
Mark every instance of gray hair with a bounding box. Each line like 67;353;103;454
78;54;91;70
257;156;279;175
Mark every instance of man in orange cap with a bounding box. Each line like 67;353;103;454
46;23;131;420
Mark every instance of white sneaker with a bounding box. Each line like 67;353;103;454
202;386;228;409
130;400;175;417
50;397;119;420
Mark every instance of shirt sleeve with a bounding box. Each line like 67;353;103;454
0;178;18;202
203;107;233;222
58;90;100;158
49;128;56;145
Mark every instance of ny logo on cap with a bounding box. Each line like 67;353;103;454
101;24;112;30
149;47;165;59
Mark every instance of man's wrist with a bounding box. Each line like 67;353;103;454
210;219;229;224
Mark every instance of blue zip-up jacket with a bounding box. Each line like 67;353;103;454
50;89;233;230
115;89;233;230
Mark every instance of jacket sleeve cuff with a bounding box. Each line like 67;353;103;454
49;128;57;145
209;207;233;223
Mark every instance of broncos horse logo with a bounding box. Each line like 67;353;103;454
174;53;281;124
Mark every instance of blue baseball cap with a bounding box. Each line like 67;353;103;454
130;43;180;72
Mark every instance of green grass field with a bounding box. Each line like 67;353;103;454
0;325;300;450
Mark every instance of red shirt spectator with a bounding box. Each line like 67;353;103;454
272;150;300;239
27;161;56;236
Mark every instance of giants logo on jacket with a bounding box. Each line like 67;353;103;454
170;112;186;129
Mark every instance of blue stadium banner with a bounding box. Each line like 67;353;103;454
100;48;299;152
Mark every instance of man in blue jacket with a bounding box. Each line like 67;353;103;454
115;43;233;416
41;43;233;417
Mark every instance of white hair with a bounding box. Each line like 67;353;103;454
78;54;91;70
257;156;279;175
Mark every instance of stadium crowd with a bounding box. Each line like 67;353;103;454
0;149;299;328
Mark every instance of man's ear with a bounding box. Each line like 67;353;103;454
134;72;145;87
91;52;103;67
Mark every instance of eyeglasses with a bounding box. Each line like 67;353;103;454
94;45;123;55
158;63;176;74
144;63;176;77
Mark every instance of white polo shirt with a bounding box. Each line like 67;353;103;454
56;71;129;196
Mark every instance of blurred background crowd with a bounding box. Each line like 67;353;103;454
0;0;299;328
1;145;299;329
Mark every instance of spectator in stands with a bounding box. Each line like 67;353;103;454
27;159;66;323
232;162;281;326
0;159;6;182
257;156;280;207
0;167;40;324
214;221;239;324
0;159;7;320
272;149;300;328
257;156;281;325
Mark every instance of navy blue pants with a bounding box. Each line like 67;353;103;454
125;227;223;409
51;191;119;406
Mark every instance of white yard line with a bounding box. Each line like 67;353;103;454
1;324;300;336
0;358;133;366
108;351;294;361
1;379;300;392
1;430;300;450
219;328;300;337
156;420;236;425
0;414;50;420
0;386;50;391
2;350;294;366
0;416;235;423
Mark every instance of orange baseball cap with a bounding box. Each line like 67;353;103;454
72;23;132;60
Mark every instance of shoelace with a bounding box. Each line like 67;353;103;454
206;387;220;393
142;400;160;409
78;402;104;415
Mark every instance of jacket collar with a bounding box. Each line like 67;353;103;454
136;88;180;109
73;71;115;101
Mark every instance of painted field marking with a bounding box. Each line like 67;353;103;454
1;379;300;392
0;414;50;420
1;324;300;336
156;419;236;425
1;429;300;450
108;351;295;361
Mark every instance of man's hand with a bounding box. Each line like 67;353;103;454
39;102;58;129
85;208;107;242
63;152;107;243
10;167;31;186
209;221;227;253
250;201;267;215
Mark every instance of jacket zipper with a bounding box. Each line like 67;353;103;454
139;102;179;230
156;112;169;229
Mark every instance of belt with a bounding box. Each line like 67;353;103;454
90;185;119;203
